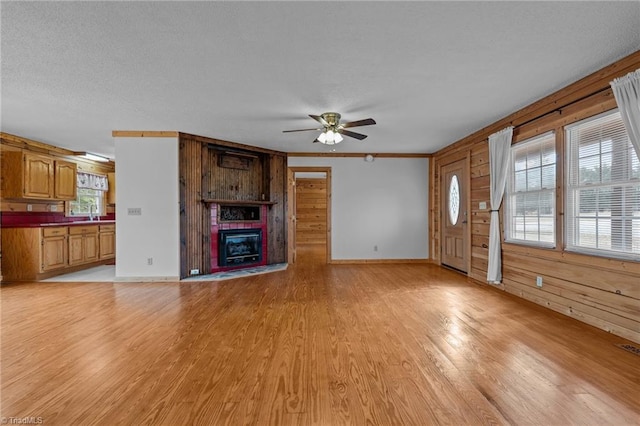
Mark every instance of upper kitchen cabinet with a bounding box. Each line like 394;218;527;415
107;172;116;205
54;160;77;200
1;151;76;200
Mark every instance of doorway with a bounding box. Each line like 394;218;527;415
440;157;470;273
287;167;331;265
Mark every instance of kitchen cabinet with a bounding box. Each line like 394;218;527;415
99;224;115;259
1;151;77;200
54;160;77;200
41;227;68;271
69;226;99;266
107;172;116;205
1;222;115;282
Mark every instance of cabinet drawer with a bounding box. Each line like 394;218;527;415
99;224;115;232
69;225;99;235
42;227;68;237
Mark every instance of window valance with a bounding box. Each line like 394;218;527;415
77;172;109;191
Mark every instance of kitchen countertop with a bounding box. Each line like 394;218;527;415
2;220;115;229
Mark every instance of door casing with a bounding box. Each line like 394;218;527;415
287;166;332;264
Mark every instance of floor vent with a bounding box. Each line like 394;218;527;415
616;344;640;356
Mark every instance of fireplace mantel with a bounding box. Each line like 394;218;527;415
202;199;277;206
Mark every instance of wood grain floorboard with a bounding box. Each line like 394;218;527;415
2;244;639;425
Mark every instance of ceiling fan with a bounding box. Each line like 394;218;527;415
283;112;376;145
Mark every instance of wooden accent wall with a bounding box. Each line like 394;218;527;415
267;154;287;264
431;50;640;343
205;149;265;201
178;135;208;278
295;178;327;244
178;133;287;278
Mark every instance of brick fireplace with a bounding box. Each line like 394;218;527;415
210;204;268;273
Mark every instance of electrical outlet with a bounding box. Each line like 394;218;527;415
50;205;58;212
374;245;378;252
147;257;153;266
479;201;487;210
27;204;33;211
128;207;142;216
536;276;543;287
190;269;199;275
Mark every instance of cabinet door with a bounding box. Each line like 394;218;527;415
68;234;85;266
24;153;54;199
84;233;99;262
41;236;67;271
107;172;116;205
99;231;115;259
55;160;77;200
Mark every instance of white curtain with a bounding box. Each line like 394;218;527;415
487;126;513;283
610;69;640;159
77;172;109;191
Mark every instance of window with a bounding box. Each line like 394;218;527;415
505;131;556;246
566;110;640;260
68;188;105;217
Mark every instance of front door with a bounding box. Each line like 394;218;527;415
441;159;468;272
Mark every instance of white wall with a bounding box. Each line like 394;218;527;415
288;156;429;260
114;137;180;280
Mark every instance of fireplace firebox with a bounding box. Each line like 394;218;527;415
218;229;263;266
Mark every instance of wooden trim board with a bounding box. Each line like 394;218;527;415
112;131;178;138
288;152;431;158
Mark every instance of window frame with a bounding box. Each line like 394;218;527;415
504;131;557;248
564;109;640;262
66;188;106;218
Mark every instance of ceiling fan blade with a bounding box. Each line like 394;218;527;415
313;138;321;143
339;129;368;140
342;118;376;128
283;128;322;133
309;114;328;126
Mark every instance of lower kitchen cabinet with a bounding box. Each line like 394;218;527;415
41;227;69;271
1;223;115;282
68;226;99;266
99;224;115;259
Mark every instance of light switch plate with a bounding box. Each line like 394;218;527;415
128;207;142;216
479;201;487;210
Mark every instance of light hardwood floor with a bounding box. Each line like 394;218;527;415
2;244;639;425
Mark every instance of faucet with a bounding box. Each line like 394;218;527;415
89;204;95;221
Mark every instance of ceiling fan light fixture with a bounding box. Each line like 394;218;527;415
317;132;327;143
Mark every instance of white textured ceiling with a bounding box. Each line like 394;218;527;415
2;1;639;158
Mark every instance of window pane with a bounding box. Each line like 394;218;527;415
579;142;599;158
542;142;555;165
515;171;527;192
527;147;541;168
577;218;597;248
601;152;612;183
541;165;555;189
579;155;600;184
631;151;640;179
578;188;597;215
527;168;541;190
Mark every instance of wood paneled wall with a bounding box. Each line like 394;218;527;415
178;135;208;278
178;133;287;278
205;149;265;201
267;154;287;264
295;178;327;244
431;50;640;343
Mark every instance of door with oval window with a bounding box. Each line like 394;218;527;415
441;158;468;272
